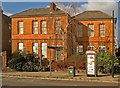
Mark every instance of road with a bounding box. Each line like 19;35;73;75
1;77;118;86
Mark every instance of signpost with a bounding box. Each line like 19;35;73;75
86;50;97;77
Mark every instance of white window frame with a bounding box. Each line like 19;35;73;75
18;42;23;52
99;24;105;37
41;43;47;58
18;21;23;34
87;45;94;50
33;42;38;54
32;21;38;34
88;24;94;37
98;46;106;52
54;20;61;34
78;24;83;37
9;23;11;30
41;20;47;34
77;45;83;53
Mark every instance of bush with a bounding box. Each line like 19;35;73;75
51;53;86;71
97;52;119;74
42;58;49;66
8;51;42;72
22;61;35;72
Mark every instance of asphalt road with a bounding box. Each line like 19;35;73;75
1;77;118;86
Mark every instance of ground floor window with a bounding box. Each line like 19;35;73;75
33;42;38;54
87;46;94;50
77;45;83;53
18;42;23;52
98;46;106;52
41;43;47;58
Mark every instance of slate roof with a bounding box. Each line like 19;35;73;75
11;8;67;18
73;10;113;20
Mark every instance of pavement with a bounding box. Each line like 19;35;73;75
1;70;119;83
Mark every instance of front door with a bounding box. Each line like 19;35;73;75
55;49;60;61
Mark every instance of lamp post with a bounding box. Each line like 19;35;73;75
49;37;52;76
48;9;53;76
112;10;115;78
61;28;65;61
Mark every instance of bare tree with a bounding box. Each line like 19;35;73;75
56;2;80;16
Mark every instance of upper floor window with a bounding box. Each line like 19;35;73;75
18;21;23;34
41;20;47;34
54;20;61;34
99;46;106;52
78;24;83;37
8;23;11;30
88;24;94;37
32;21;38;34
77;45;83;53
99;24;105;37
87;45;94;50
18;42;23;52
33;42;38;54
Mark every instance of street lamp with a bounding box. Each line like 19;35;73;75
112;10;115;78
49;37;52;76
61;28;65;61
48;9;53;76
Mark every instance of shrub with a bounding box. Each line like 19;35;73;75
22;61;35;72
42;58;49;66
34;66;43;72
97;52;119;73
51;53;86;71
8;51;42;72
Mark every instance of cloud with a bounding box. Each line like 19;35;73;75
80;0;118;16
86;0;116;2
3;11;13;16
46;5;50;8
0;1;2;7
56;2;80;16
56;0;118;17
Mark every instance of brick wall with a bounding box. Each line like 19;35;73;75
76;20;114;52
12;15;73;61
2;14;11;59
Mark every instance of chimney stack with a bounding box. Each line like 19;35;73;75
50;2;56;11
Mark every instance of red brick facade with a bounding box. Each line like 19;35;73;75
74;11;116;53
11;3;75;61
11;3;116;61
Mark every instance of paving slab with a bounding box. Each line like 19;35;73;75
2;71;119;83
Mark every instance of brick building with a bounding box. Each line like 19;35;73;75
11;2;116;61
73;11;116;53
0;6;2;54
2;13;11;59
11;2;76;61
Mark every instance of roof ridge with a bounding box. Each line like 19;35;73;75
11;8;33;17
11;7;68;18
73;10;112;20
30;8;49;9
